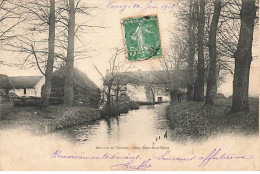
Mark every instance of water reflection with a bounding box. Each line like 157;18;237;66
52;103;176;145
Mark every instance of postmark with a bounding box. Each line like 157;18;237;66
121;15;163;61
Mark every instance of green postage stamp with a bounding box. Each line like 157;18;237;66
122;15;163;61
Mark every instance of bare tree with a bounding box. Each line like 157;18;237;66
156;53;187;103
92;48;134;116
92;48;121;116
2;0;98;74
145;83;156;104
56;0;104;106
171;0;242;104
205;0;222;105
187;0;196;101
3;0;57;73
232;0;257;111
0;0;24;67
1;0;99;106
193;0;205;101
0;0;22;43
41;0;55;107
63;0;75;106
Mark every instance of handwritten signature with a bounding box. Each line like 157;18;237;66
111;159;152;171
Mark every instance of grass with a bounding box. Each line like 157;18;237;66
166;98;259;141
0;103;101;134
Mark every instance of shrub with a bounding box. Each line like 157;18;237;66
216;93;226;99
166;105;210;139
100;100;139;117
127;101;139;110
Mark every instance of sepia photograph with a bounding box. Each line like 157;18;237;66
0;0;259;171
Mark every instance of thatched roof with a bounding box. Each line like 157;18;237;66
104;70;186;88
0;74;11;89
10;76;43;89
53;67;99;90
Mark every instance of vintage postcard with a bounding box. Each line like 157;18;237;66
0;0;259;171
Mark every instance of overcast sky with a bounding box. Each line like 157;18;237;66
0;0;259;97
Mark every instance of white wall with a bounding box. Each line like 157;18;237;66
9;88;37;97
154;88;170;102
127;84;147;102
127;84;170;102
34;77;45;97
9;77;45;97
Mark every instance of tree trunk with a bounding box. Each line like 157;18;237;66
232;0;256;112
64;0;75;106
194;0;205;101
116;85;119;107
205;0;221;105
115;83;120;115
151;86;155;104
170;90;177;103
41;0;55;108
106;87;112;116
187;0;196;101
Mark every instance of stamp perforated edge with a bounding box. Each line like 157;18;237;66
120;13;165;63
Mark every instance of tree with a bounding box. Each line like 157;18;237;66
193;0;205;101
1;0;102;107
0;0;22;42
156;53;187;103
60;0;104;106
205;0;222;105
232;0;256;111
41;0;55;107
92;48;133;116
2;0;98;75
1;0;58;74
0;0;24;67
64;0;76;106
187;0;196;101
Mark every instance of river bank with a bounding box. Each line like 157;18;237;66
166;98;259;141
0;103;101;134
51;104;171;144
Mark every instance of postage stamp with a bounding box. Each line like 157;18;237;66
122;15;163;61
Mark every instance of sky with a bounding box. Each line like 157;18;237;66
0;0;259;97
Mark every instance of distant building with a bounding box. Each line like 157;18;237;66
104;70;186;103
9;76;45;97
0;69;100;107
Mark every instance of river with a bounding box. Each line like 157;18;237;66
51;103;176;145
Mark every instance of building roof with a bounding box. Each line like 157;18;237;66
0;74;12;89
73;68;100;90
10;76;43;89
104;70;186;88
53;67;99;90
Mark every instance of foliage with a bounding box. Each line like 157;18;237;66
100;94;139;117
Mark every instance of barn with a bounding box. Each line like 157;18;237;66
50;67;101;108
